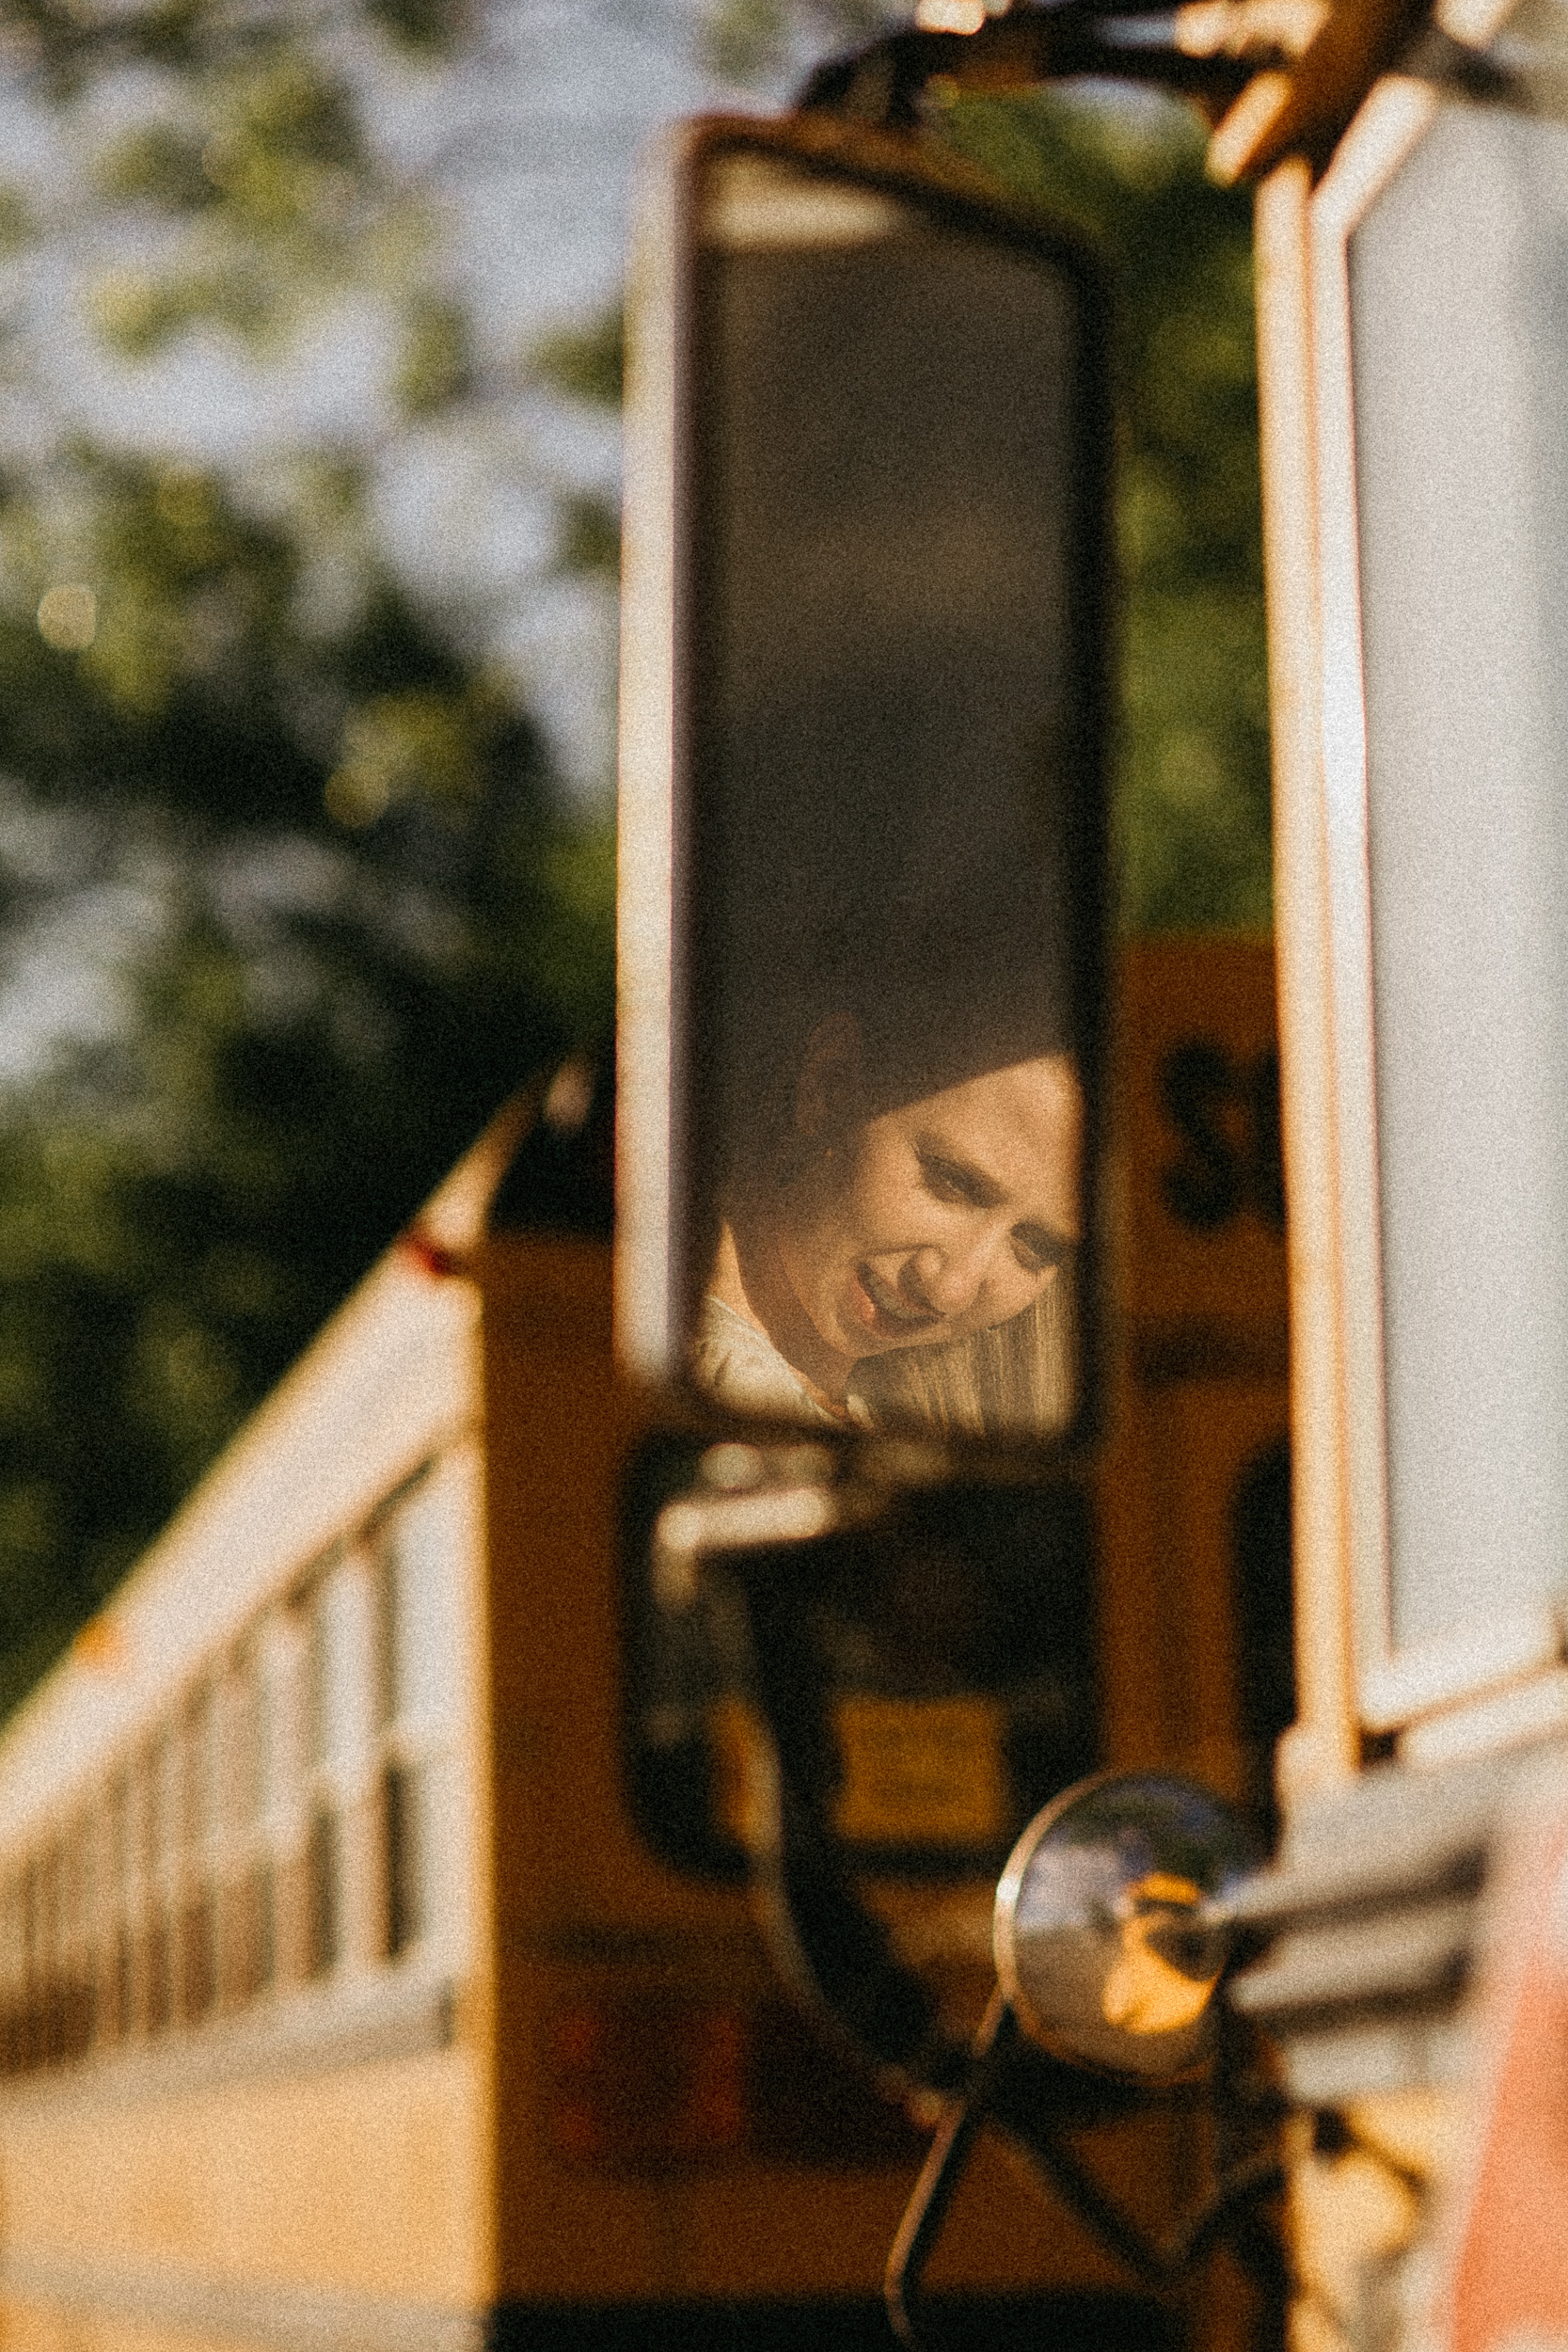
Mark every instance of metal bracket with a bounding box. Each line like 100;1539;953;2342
792;0;1504;191
793;0;1314;130
886;1990;1288;2349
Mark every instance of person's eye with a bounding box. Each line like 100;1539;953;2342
1012;1227;1070;1278
919;1153;981;1206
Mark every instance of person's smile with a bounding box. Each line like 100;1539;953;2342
705;1021;1084;1411
852;1260;942;1335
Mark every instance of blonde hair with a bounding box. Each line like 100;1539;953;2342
847;1271;1076;1442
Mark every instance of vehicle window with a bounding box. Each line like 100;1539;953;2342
372;1469;467;1960
1349;0;1568;1651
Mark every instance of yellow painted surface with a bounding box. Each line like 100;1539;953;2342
2;2302;257;2352
0;1136;508;2350
0;2049;486;2304
476;1237;1067;2302
474;949;1291;2311
0;944;1298;2344
1289;2137;1418;2352
654;2126;1134;2302
478;1231;1183;2307
1098;940;1290;1804
1129;1375;1291;1801
1119;935;1289;1336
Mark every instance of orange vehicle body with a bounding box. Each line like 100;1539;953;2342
0;937;1285;2352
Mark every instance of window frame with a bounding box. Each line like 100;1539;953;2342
0;1448;472;2087
1302;0;1568;1740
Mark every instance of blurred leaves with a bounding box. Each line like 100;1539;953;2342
0;469;599;1711
327;688;483;823
0;0;616;1694
362;0;469;51
395;294;474;416
698;0;896;84
531;305;625;407
2;0;464;100
0;451;300;745
0;188;33;255
554;489;619;580
86;53;425;357
704;0;799;83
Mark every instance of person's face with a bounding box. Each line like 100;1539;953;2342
772;1018;1083;1369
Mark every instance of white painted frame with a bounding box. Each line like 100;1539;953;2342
1305;3;1566;1736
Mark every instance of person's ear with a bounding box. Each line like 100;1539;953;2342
795;1013;862;1139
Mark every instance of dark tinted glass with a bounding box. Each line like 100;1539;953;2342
621;132;1109;1451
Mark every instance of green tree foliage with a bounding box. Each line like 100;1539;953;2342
2;0;461;374
0;447;611;1713
531;309;625;409
699;0;897;84
0;0;621;1707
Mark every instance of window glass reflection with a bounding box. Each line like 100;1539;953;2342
685;149;1099;1441
1350;0;1568;1648
695;914;1081;1435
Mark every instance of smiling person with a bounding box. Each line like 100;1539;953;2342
692;914;1085;1438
